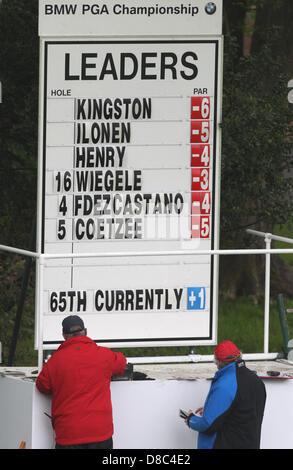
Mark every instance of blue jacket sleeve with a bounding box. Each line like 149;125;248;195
188;374;237;433
188;413;212;433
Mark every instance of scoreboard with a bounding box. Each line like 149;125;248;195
37;0;223;348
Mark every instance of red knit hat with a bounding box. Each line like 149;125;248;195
214;340;241;363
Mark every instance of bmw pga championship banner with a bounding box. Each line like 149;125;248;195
37;0;223;348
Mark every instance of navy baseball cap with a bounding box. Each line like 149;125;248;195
62;315;85;334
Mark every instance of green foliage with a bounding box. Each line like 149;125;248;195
273;224;293;268
221;32;293;245
0;253;37;365
0;0;38;248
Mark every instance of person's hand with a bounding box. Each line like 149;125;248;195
195;406;204;416
184;409;195;426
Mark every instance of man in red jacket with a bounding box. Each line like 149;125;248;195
36;315;127;449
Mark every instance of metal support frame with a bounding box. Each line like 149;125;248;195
7;218;36;366
0;237;293;370
246;229;293;355
264;236;272;355
37;255;44;372
276;294;291;357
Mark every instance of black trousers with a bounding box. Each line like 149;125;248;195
55;437;113;449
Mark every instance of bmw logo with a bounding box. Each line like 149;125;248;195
205;2;217;15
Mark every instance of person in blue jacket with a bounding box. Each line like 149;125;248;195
185;340;266;449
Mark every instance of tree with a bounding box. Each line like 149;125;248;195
0;0;38;249
220;1;293;299
0;0;38;364
221;34;293;240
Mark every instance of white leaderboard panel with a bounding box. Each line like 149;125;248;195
37;2;223;348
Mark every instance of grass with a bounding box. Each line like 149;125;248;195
217;296;293;355
2;294;293;366
118;296;293;360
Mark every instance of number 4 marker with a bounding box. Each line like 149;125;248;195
191;144;210;167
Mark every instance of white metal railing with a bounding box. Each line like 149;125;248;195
0;236;293;370
246;229;293;357
0;244;38;258
246;229;293;246
40;247;293;258
247;230;272;357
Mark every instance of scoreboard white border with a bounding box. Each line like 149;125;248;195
36;38;223;349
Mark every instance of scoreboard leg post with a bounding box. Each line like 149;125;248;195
37;255;45;372
264;236;272;354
